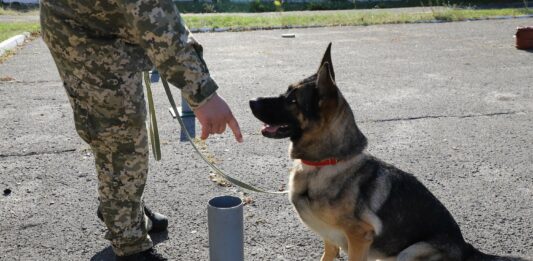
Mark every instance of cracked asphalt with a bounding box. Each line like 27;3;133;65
1;18;532;260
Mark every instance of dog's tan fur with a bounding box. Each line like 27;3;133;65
290;154;379;261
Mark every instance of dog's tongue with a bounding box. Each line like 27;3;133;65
261;124;280;134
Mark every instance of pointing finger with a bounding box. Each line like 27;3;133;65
228;115;243;143
201;122;211;140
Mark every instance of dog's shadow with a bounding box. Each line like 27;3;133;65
90;231;169;261
517;48;533;53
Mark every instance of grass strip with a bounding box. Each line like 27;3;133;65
0;22;40;42
182;8;533;29
432;8;533;21
0;8;532;42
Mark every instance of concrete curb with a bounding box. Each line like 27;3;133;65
0;32;30;56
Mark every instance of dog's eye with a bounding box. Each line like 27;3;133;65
285;89;297;104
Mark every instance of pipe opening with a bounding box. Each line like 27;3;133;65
208;196;242;209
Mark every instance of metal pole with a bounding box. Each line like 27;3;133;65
153;68;196;142
150;69;160;83
207;196;244;261
179;97;195;142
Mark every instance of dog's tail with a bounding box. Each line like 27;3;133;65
465;245;530;261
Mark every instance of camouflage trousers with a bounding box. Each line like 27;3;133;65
41;12;154;257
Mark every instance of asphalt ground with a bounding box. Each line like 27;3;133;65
1;18;532;260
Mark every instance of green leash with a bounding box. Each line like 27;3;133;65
143;72;288;195
144;72;162;161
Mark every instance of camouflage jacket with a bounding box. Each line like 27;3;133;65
40;0;218;109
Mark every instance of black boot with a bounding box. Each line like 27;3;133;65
97;206;168;233
115;248;167;261
143;206;168;233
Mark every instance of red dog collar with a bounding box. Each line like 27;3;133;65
301;158;339;167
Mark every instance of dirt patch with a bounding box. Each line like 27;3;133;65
0;76;16;82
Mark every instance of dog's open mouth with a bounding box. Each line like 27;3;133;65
261;123;292;139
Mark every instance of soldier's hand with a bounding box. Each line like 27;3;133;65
194;93;243;143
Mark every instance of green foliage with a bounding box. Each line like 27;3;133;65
202;3;217;13
0;3;39;11
175;0;531;13
274;0;283;12
176;0;360;13
249;0;275;12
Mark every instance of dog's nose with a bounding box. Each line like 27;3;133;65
249;99;259;111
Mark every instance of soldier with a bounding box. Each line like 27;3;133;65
40;0;243;260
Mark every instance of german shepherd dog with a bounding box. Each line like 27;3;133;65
249;44;528;261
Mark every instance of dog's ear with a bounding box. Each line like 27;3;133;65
318;43;335;81
316;62;337;99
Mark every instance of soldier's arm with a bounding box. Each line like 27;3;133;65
119;0;243;142
119;0;217;109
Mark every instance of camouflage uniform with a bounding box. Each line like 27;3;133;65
40;0;218;256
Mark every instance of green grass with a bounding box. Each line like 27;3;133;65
0;22;40;42
184;12;408;29
0;8;532;43
182;8;533;29
432;8;533;21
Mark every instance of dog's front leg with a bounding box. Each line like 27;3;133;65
320;240;340;261
345;225;374;261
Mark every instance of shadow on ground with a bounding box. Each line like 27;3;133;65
90;231;169;261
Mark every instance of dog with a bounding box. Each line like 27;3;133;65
249;44;528;261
